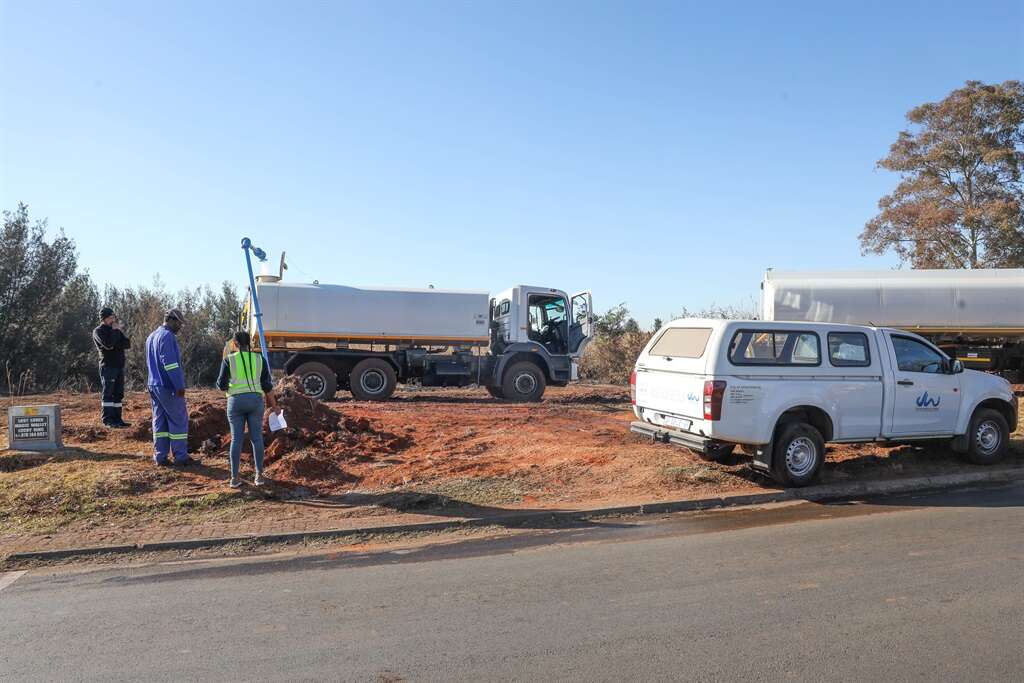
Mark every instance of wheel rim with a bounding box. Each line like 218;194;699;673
513;372;537;396
360;369;387;394
785;436;817;477
976;420;1001;455
301;373;325;397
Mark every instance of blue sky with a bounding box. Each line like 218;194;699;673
1;0;1021;327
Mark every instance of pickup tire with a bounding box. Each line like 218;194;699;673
293;362;337;401
486;385;506;400
501;362;546;402
771;422;825;487
964;408;1009;465
349;359;397;401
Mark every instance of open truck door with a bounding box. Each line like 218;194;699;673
569;291;593;357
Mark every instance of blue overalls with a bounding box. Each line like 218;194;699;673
145;325;191;465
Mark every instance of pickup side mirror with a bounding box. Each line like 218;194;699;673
951;359;964;374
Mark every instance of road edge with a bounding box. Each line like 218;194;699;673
7;466;1024;563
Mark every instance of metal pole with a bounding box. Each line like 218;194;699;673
241;237;272;368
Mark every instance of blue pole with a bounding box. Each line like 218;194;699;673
241;237;272;368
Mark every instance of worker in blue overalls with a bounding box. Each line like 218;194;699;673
146;308;196;466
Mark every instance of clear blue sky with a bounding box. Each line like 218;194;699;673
1;1;1021;327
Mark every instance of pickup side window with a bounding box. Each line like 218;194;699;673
892;336;946;374
729;330;821;366
828;332;871;367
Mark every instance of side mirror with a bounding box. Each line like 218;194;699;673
951;359;964;374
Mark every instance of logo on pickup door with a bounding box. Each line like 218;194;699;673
915;391;941;409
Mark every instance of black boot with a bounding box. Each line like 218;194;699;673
113;407;131;428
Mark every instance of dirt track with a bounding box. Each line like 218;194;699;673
2;382;1022;537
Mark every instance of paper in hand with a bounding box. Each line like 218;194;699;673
269;410;287;432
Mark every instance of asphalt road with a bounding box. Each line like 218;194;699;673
3;483;1024;682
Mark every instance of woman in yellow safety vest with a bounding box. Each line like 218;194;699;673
216;331;279;488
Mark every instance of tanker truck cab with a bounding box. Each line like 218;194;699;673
630;319;1017;487
491;286;593;357
489;286;594;395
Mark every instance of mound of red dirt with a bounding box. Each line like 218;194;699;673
260;377;414;489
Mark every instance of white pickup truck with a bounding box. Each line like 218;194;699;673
630;320;1018;486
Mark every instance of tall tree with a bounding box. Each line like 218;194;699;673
861;80;1024;268
0;204;84;389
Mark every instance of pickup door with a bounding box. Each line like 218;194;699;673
882;332;961;436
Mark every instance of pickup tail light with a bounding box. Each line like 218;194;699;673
703;380;726;420
629;369;637;405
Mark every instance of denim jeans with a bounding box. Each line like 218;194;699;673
227;393;265;479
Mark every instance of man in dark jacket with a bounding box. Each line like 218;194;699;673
93;307;132;428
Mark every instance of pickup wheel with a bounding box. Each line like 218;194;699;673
485;385;506;400
293;362;337;401
964;409;1009;465
349;359;397;401
501;362;546;402
771;422;824;487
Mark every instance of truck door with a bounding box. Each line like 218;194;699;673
885;333;962;436
568;291;593;357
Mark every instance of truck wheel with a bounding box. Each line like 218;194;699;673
501;362;546;402
350;359;397;401
964;409;1009;465
486;385;505;400
771;422;824;487
293;362;337;401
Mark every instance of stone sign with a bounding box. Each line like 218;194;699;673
7;404;62;451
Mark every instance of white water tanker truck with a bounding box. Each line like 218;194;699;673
762;269;1024;381
243;272;593;402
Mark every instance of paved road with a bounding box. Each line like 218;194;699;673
3;483;1024;682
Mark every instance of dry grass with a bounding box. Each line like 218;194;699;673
0;450;241;534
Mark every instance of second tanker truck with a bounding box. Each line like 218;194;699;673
762;268;1024;381
243;270;594;402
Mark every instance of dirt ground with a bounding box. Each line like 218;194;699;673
2;382;1022;540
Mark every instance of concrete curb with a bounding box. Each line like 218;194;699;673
7;466;1024;563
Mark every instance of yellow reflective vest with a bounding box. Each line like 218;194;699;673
226;351;264;396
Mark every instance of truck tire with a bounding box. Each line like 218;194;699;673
501;362;546;402
486;385;506;400
963;408;1009;465
349;359;397;401
771;422;824;487
293;362;337;401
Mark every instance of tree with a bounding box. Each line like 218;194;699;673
676;300;759;320
579;304;653;384
861;80;1024;268
0;204;87;390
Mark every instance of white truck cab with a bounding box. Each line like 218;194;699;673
630;319;1018;486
